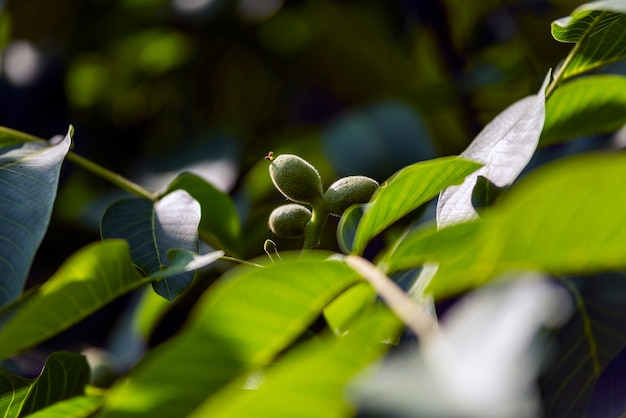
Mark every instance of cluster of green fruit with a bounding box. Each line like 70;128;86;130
266;153;378;246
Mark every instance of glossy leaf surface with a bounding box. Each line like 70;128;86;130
542;75;626;145
0;352;90;417
0;129;70;308
100;255;362;417
552;2;626;79
385;152;626;299
0;241;146;359
101;189;201;301
351;156;481;254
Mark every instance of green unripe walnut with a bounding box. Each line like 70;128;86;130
323;175;379;216
268;203;312;238
269;154;323;205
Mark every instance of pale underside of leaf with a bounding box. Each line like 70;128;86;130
436;72;549;227
101;189;201;301
0;129;71;307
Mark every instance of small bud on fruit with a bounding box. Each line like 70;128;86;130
268;203;312;238
269;154;323;205
323;175;379;215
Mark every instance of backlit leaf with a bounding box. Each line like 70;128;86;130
385;152;626;300
0;240;146;359
351;157;481;255
26;395;102;418
190;308;401;418
541;75;626;145
100;254;362;418
552;1;626;79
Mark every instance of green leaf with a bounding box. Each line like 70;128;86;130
100;254;362;418
379;220;480;275
189;308;401;417
540;275;626;417
101;189;201;301
385;152;626;300
166;172;241;251
552;2;626;79
26;395;102;418
0;240;146;359
541;75;626;145
0;352;90;417
0;128;70;308
351;157;482;255
438;73;549;227
323;282;376;335
148;249;224;280
336;203;366;254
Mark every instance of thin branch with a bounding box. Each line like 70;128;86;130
344;255;439;341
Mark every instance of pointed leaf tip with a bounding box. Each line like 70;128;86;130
436;71;550;227
0;131;71;308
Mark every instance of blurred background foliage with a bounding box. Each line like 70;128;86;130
0;0;596;354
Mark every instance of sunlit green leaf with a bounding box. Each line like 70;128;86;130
351;157;481;255
323;282;376;335
336;203;366;254
166;172;241;252
542;75;626;145
101;189;201;301
0;352;90;417
379;221;481;275
0;127;70;308
26;395;102;418
384;152;626;300
552;2;626;79
100;254;362;418
189;308;401;417
0;241;146;359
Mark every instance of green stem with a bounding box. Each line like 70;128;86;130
66;152;157;201
303;203;328;250
0;125;157;201
545;44;579;99
219;255;263;268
